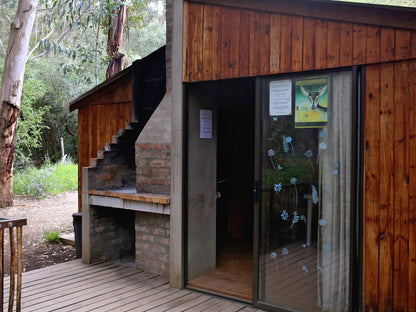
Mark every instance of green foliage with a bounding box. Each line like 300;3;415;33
12;58;81;168
42;230;61;244
35;0;166;84
126;18;166;59
0;5;16;60
16;79;50;169
1;0;165;170
262;158;311;188
32;60;80;163
13;160;78;198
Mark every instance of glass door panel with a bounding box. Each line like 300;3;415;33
258;71;353;312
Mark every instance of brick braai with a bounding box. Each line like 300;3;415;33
135;212;170;276
135;143;171;195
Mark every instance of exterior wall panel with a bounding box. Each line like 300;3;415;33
183;2;416;82
364;60;416;312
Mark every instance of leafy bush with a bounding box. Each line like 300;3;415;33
15;79;50;169
13;160;78;198
42;230;61;244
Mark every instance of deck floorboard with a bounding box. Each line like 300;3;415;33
2;260;264;312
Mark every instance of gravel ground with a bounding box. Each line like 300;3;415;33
0;192;78;274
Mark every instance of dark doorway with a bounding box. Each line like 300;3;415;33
187;78;255;301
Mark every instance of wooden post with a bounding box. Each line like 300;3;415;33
0;228;4;311
8;228;16;312
16;226;23;311
60;138;66;161
82;167;91;264
0;218;26;312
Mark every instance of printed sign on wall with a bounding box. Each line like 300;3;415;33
200;109;212;139
269;79;292;116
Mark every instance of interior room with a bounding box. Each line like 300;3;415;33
186;78;255;300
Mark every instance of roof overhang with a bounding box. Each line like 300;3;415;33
68;65;133;112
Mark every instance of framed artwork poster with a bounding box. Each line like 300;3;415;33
295;76;329;128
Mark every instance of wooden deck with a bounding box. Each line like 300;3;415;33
2;260;265;312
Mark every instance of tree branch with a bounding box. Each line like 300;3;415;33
33;5;90;59
26;26;54;60
34;25;71;58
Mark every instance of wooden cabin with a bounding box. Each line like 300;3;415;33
69;46;166;211
71;0;416;311
68;66;133;211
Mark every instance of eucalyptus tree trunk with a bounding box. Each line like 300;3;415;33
0;0;38;208
106;4;128;79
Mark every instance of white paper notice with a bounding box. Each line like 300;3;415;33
269;80;292;116
200;109;212;139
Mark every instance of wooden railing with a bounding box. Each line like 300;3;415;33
0;218;27;312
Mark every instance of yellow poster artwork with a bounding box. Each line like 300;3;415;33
295;76;328;128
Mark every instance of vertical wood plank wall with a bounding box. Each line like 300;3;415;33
76;79;133;211
365;60;416;311
183;2;416;82
183;2;416;310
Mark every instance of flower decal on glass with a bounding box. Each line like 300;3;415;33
271;252;279;279
281;210;289;221
304;149;315;171
286;136;295;156
268;149;276;169
322;185;333;198
290;177;298;206
290;211;300;229
317;142;328;163
311;185;319;204
282;136;289;153
300;262;308;277
320;130;327;138
300;214;307;225
274;183;282;193
282;248;289;267
323;244;331;252
333;163;339;175
318;219;327;226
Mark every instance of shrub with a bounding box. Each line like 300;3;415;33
13;160;78;198
42;230;61;244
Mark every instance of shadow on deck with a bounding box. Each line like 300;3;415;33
3;260;265;312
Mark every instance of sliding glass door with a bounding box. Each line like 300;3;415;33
257;70;355;311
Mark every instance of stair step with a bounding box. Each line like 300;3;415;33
90;158;98;167
125;122;138;130
90;121;141;171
